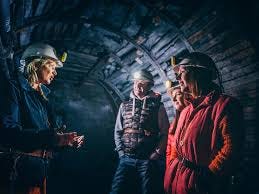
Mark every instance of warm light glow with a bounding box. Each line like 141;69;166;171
165;80;172;89
61;52;67;63
171;56;176;66
133;71;142;79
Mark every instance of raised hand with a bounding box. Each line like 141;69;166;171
56;132;85;148
73;135;84;148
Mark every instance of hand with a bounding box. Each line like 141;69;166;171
73;135;85;148
56;132;85;148
149;151;161;160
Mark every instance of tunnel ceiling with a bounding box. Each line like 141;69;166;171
12;0;206;100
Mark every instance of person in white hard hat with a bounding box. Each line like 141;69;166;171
0;43;84;194
110;69;169;194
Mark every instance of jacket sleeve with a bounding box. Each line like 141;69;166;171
114;103;124;157
156;104;170;155
0;79;56;152
166;120;177;168
166;133;173;168
208;98;244;175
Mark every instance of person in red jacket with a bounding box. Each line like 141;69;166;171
164;52;243;194
165;81;188;169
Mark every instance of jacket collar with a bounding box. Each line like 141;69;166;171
18;74;51;96
130;90;161;100
189;90;220;109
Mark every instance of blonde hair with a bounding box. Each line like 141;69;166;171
25;58;54;100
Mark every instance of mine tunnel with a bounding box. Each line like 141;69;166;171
0;0;258;194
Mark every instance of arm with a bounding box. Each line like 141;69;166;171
166;133;173;168
156;104;170;154
114;104;124;157
166;119;177;168
0;79;82;151
0;79;56;151
208;99;244;175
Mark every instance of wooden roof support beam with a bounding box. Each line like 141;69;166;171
132;0;194;52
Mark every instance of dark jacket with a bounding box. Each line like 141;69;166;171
0;73;58;186
114;90;169;159
0;74;56;151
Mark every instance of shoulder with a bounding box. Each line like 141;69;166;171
181;104;192;114
215;94;241;109
153;91;161;97
0;76;21;104
121;98;131;106
153;91;162;101
6;76;21;95
148;91;162;103
177;105;191;123
213;94;242;118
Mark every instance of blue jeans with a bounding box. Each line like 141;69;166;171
110;156;163;194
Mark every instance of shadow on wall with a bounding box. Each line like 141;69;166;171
47;81;119;194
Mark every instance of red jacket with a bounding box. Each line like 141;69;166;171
164;91;243;194
166;119;178;168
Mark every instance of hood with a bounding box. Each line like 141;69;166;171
130;90;161;101
130;90;161;116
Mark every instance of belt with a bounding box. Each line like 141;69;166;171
123;153;149;160
177;155;201;171
22;150;52;159
0;150;52;159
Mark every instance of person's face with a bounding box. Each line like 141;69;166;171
176;66;191;93
37;60;57;85
171;88;185;112
133;80;150;98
